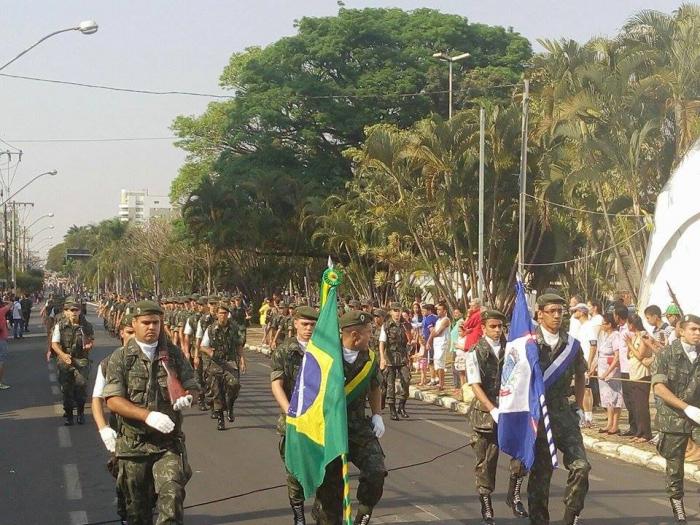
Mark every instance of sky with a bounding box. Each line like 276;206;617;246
0;0;685;260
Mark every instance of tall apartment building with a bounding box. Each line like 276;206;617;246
118;189;175;224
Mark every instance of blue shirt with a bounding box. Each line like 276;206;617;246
422;314;438;341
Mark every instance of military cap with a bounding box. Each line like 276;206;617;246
360;299;370;307
481;309;507;323
348;299;361;309
373;308;386;318
666;304;681;315
682;314;700;325
192;293;200;299
207;296;220;304
217;304;231;313
197;296;208;305
340;310;372;329
233;294;242;300
536;293;565;308
389;301;402;311
294;306;319;320
119;313;134;328
64;296;80;308
133;300;164;317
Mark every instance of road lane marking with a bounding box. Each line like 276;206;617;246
413;504;442;520
69;510;88;525
58;427;72;448
54;404;64;415
63;464;83;500
423;418;470;437
588;473;604;482
49;372;57;382
255;362;271;369
51;385;60;396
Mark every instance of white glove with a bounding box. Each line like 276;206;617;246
99;426;117;453
684;405;700;425
371;414;385;439
145;411;175;434
489;407;500;424
172;394;193;411
576;408;585;423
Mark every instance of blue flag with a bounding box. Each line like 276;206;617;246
497;280;547;470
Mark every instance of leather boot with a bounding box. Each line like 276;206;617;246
389;403;399;421
505;475;528;517
210;409;218;419
670;497;687;524
479;494;495;525
198;395;208;411
354;512;371;525
398;400;409;419
216;411;226;431
563;507;582;525
291;503;305;525
63;409;74;426
227;403;235;423
76;407;85;425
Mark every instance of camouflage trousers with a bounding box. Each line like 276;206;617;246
384;365;410;403
278;435;306;506
528;410;590;524
471;430;527;495
657;431;700;499
57;360;89;413
206;361;240;411
313;434;387;524
117;450;192;525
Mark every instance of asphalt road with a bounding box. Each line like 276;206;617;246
1;307;698;525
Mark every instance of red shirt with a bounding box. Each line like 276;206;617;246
464;309;482;350
0;304;10;340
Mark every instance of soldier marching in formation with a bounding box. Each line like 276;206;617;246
379;302;412;421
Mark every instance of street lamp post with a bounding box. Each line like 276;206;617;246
0;21;98;72
0;170;57;208
432;51;470;119
27;212;54;230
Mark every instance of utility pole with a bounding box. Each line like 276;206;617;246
478;107;486;301
518;79;530;278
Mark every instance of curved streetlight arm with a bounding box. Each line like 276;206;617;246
27;213;54;230
0;170;57;207
0;28;77;72
28;225;54;238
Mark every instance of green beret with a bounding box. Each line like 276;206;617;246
348;299;361;309
481;309;507;323
217;305;231;313
666;304;681;315
360;299;370;307
389;302;402;311
340;310;372;329
207;296;220;304
133;300;164;317
197;296;208;305
536;293;565;308
294;306;319;320
683;314;700;325
64;296;80;308
373;308;387;318
120;313;134;328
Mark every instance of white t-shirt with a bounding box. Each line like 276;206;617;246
195;320;204;339
379;326;387;343
568;316;581;339
184;319;193;336
200;328;211;348
466;336;501;385
12;301;22;320
51;324;61;343
577;319;598;362
92;363;106;398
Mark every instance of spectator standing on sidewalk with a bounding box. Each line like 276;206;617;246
11;296;22;339
464;297;483;351
614;304;636;437
425;301;450;392
0;296;12;389
20;293;32;333
594;313;624;434
625;313;654;443
645;305;673;348
421;304;438;385
570;303;597;427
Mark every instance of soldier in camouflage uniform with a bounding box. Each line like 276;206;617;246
528;293;590;525
270;306;320;525
272;302;293;349
184;296;206;408
104;300;198;525
51;297;94;425
232;294;249;345
379;302;411;421
313;310;387;525
199;304;246;430
465;309;528;525
651;313;700;524
195;296;219;413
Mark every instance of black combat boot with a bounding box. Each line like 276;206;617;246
210;409;218;419
670;497;687;524
563;507;582;525
389;403;399;421
64;408;74;426
76;407;85;425
479;494;495;525
291;503;305;525
398;400;409;419
227;403;235;423
216;411;226;431
354;512;371;525
198;394;208;411
505;475;528;518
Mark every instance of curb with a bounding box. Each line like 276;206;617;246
245;343;698;484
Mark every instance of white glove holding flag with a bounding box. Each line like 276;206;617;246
684;405;700;425
99;426;117;453
172;394;193;411
576;408;585;424
145;411;175;434
371;414;385;438
489;407;500;424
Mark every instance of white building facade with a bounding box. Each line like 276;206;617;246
118;189;175;224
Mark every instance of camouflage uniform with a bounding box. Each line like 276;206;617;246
467;336;527;494
103;337;198;525
381;318;411;405
651;339;700;500
55;317;94;420
205;319;243;425
313;351;387;524
528;327;590;525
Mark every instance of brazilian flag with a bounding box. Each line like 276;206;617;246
285;267;348;501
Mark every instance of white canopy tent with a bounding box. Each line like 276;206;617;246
639;138;700;316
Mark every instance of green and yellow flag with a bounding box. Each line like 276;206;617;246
285;267;349;509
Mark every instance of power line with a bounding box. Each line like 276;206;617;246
526;193;646;218
523;224;647;267
6;136;177;144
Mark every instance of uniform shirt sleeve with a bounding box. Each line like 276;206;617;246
379;326;387;343
51;324;61;343
466;350;482;384
92;363;106;398
184;319;193;336
176;351;198;391
270;347;286;383
651;345;670;386
200;328;211;348
102;350;127;399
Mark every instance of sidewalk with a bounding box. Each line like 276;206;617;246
245;338;700;484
